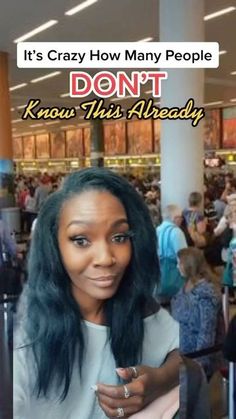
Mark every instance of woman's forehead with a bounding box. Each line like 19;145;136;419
59;190;127;224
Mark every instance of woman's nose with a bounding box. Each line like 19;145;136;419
92;242;116;267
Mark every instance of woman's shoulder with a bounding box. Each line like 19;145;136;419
143;302;178;330
193;280;221;304
143;298;160;318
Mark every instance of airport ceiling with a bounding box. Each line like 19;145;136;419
0;0;236;136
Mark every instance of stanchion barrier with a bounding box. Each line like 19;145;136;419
222;283;235;419
229;362;235;419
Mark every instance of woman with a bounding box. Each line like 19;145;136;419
14;168;180;419
171;247;223;378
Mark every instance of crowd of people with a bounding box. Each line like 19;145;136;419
0;168;236;418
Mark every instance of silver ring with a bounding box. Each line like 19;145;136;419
117;407;125;417
130;366;138;378
123;385;131;399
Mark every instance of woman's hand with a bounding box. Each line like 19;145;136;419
95;365;159;418
94;351;180;418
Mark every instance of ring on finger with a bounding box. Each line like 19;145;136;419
117;407;125;417
130;366;138;378
123;385;131;399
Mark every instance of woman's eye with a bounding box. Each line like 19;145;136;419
71;237;90;247
111;234;130;243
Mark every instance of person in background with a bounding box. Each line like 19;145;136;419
24;187;37;234
145;192;161;227
0;216;17;268
183;192;207;248
157;205;187;257
213;188;226;221
14;168;180;419
34;178;51;212
223;202;236;303
156;205;187;297
171;247;223;379
221;178;236;203
204;192;218;234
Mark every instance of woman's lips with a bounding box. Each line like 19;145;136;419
89;276;116;287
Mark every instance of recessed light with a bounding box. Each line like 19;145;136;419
137;37;153;42
230;71;236;75
110;95;133;102
31;71;61;83
230;98;236;102
14;20;58;43
219;50;227;55
17;104;27;109
10;83;27;91
12;119;23;123
45;121;60;125
60;92;70;97
18;131;33;136
204;7;236;21
60;125;75;129
34;129;47;134
65;0;98;16
11;108;15;111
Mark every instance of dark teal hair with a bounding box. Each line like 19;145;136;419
19;168;160;400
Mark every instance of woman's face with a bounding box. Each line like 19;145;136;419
58;190;132;306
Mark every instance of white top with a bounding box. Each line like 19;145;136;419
14;308;179;419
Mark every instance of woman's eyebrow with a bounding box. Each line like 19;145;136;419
66;218;129;229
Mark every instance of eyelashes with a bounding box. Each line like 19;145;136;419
69;230;135;248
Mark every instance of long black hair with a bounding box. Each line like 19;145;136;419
18;168;160;400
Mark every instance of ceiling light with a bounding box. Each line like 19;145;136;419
230;71;236;75
11;108;15;111
30;123;44;128
204;7;236;21
145;90;153;94
219;50;227;55
34;129;47;134
137;37;153;42
204;101;223;106
12;119;23;123
60;125;75;129
17;131;33;136
14;20;58;43
17;104;27;109
65;0;98;16
230;98;236;102
110;95;133;102
10;83;27;91
60;92;70;97
31;71;61;83
45;121;60;125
